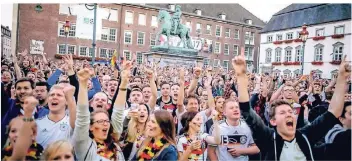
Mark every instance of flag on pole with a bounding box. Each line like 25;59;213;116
110;50;121;70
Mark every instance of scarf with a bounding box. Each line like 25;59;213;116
96;141;117;161
1;142;43;161
138;137;167;161
183;133;205;161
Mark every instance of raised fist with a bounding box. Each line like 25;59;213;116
23;96;39;115
77;68;92;82
63;84;76;99
193;67;202;77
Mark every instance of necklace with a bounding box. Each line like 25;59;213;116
138;137;167;161
96;141;116;160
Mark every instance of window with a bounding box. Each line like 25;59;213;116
151;16;158;27
283;70;291;78
223;60;229;71
331;70;338;79
296;31;301;39
224;44;229;55
276;34;282;41
294;69;301;77
100;48;107;58
215;42;221;54
233;45;239;55
124;31;132;44
265;49;272;63
108;49;114;58
234;29;239;39
286;32;293;40
314;44;324;61
137;32;145;45
125;11;133;24
275;48;282;62
136;52;143;64
215;26;221;37
79;46;88;56
213;59;220;67
204;59;210;66
88;48;94;57
295;46;302;62
68;45;75;54
123;50;131;60
267;35;273;42
333;42;344;61
244;47;253;60
186;21;192;32
206;25;211;35
334;26;344;35
109;8;118;21
58;22;65;36
58;44;66;54
196;23;201;34
109;28;117;41
68;24;76;37
101;28;108;40
285;47;292;62
316;28;324;36
225;28;230;38
150;33;156;46
138;13;146;25
245;31;255;45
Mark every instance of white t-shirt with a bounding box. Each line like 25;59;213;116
280;138;307;161
209;120;254;161
177;133;209;161
176;109;209;135
36;114;73;149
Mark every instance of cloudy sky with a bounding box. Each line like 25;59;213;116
1;3;290;29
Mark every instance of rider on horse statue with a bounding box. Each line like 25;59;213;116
172;5;182;35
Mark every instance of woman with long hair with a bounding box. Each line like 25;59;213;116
177;111;221;161
73;66;129;161
132;110;178;161
120;104;150;160
42;140;74;161
2;96;43;161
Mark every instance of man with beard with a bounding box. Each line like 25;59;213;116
156;82;175;113
236;51;349;160
34;82;50;111
1;78;49;147
36;84;76;149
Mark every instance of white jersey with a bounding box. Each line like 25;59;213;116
36;114;73;149
280;138;307;161
177;133;209;161
209;120;254;161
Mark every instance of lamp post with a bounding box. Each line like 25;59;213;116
63;19;71;54
85;3;97;65
299;23;309;75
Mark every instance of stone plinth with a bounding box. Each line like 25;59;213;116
143;51;204;68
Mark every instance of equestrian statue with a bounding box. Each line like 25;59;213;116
156;5;194;49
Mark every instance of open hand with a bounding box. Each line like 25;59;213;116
338;55;351;78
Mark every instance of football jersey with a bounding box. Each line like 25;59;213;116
209;120;254;161
36;114;73;149
177;133;209;161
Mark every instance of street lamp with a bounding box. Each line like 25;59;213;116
63;19;71;55
299;23;309;75
85;3;97;65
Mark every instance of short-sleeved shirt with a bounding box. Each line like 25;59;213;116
176;133;209;161
209;120;254;161
36;114;73;149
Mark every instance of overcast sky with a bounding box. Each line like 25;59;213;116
1;3;290;30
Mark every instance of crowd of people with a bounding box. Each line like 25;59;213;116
1;47;351;161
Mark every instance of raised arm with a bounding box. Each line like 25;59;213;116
204;74;215;117
63;84;76;129
146;66;157;111
177;68;186;114
270;85;284;103
187;67;201;96
9;96;38;161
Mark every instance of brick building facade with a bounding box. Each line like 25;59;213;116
17;3;264;71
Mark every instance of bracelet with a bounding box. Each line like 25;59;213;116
119;88;127;91
23;117;34;122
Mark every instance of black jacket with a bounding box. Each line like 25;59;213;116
239;102;340;161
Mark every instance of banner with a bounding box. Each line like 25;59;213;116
73;4;103;40
29;40;44;55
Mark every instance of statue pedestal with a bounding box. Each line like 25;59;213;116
143;50;204;68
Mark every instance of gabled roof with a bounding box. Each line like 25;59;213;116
261;3;351;33
146;4;266;27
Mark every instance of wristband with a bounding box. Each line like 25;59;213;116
119;88;127;91
23;117;34;122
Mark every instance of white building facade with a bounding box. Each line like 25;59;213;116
259;4;351;79
1;25;12;60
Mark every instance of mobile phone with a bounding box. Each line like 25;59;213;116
130;104;138;111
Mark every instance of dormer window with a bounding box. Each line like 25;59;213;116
169;4;175;11
219;12;226;20
245;19;252;25
195;9;201;15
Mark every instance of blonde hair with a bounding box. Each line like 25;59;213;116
126;105;149;142
42;140;74;160
48;84;64;94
